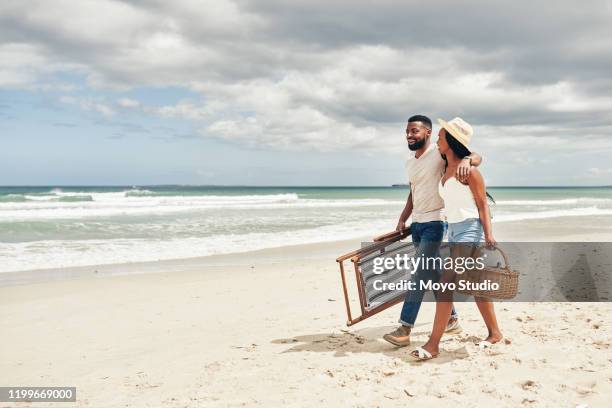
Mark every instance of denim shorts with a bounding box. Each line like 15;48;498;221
447;218;484;244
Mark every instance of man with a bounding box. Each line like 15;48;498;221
383;114;482;347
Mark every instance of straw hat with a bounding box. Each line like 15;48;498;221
437;117;473;151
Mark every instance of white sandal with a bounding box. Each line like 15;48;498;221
477;340;493;349
409;346;438;361
477;338;503;349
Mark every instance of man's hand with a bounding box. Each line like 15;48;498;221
456;158;473;183
396;219;406;232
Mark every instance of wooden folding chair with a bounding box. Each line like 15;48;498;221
335;228;415;326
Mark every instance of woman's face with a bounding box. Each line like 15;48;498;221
437;129;449;156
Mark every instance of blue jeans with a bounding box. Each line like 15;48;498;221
399;221;458;327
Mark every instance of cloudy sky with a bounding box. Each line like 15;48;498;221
1;0;612;186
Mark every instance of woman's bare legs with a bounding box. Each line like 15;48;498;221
413;244;504;357
416;268;456;356
417;292;503;357
474;297;503;343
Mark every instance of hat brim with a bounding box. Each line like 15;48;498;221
437;118;471;154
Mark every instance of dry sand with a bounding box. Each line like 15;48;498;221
1;222;612;407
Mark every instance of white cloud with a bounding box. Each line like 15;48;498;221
587;167;612;176
0;43;52;87
91;102;115;117
206;106;396;152
59;95;115;118
117;98;141;108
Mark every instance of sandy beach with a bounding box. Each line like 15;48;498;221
4;0;612;405
2;220;612;408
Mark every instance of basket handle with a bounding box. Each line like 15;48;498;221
486;245;511;270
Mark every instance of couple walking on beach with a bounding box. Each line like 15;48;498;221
383;115;502;361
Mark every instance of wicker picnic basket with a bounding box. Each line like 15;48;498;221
454;245;519;300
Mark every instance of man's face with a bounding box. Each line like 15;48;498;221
406;121;431;151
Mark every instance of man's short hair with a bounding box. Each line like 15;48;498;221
408;115;432;129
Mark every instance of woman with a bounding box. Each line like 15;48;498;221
410;117;503;361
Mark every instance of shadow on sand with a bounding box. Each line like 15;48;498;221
272;325;474;365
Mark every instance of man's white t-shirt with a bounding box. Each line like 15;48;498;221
405;143;445;223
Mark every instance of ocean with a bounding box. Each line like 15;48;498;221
1;185;612;273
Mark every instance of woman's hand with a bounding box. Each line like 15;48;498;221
485;234;497;249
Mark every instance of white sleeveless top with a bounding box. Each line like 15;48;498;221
438;177;480;223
